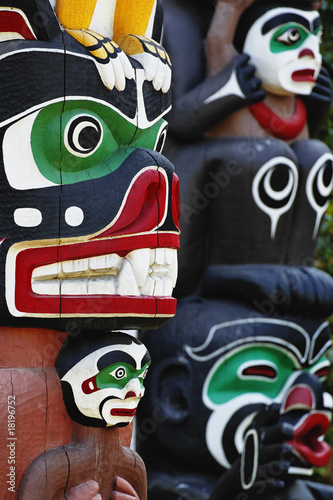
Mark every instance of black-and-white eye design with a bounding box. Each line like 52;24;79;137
65;115;103;157
252;157;298;238
306;153;333;239
154;124;168;153
111;366;127;380
277;27;301;46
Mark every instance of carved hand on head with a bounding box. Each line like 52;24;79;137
234;53;266;104
238;4;323;96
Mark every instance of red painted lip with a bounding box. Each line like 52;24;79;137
292;69;316;82
288;413;332;467
111;407;137;417
0;10;36;40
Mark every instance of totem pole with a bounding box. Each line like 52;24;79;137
0;1;179;499
137;1;333;499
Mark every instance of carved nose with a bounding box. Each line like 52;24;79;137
281;384;314;413
125;391;137;399
299;48;315;58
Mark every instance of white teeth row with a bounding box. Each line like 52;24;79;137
31;248;178;297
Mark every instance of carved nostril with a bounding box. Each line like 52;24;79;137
299;48;315;58
282;384;314;413
125;391;136;399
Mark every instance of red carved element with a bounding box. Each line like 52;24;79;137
0;10;36;40
249;98;307;141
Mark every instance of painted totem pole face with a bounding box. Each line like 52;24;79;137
186;318;332;474
56;332;150;427
0;1;179;328
243;7;322;95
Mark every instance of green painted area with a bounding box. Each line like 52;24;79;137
31;100;165;185
206;344;329;405
270;24;322;53
96;361;150;390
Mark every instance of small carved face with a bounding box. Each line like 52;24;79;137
243;7;322;95
56;332;151;427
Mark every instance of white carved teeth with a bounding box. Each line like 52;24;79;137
126;248;150;288
88;276;116;295
31;248;178;297
116;259;140;296
89;254;122;272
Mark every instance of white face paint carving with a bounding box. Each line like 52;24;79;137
243;7;322;96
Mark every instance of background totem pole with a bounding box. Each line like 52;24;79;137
0;1;180;498
137;0;333;499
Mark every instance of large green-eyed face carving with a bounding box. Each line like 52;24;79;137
186;318;332;472
0;16;179;328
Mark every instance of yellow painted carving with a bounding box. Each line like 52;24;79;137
56;0;98;29
66;29;99;48
113;0;156;43
119;36;145;55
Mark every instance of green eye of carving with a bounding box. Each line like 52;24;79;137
271;24;310;53
29;100;167;186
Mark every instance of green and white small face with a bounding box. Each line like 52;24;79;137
61;339;150;427
243;7;322;96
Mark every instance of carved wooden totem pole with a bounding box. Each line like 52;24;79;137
137;1;333;499
0;1;179;499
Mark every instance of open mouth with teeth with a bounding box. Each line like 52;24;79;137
5;166;180;321
288;413;332;467
7;236;179;319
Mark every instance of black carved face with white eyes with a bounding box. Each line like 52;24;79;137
0;24;179;327
185;318;332;473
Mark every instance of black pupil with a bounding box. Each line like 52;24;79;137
290;30;299;40
322;161;333;187
270;164;289;192
79;126;100;150
68;117;102;154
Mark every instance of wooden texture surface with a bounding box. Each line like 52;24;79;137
0;327;143;499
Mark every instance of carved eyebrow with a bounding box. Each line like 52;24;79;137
262;13;321;35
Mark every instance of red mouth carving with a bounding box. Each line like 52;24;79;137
288;413;332;467
10;168;180;319
111;407;137;417
0;10;36;40
292;69;316;82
